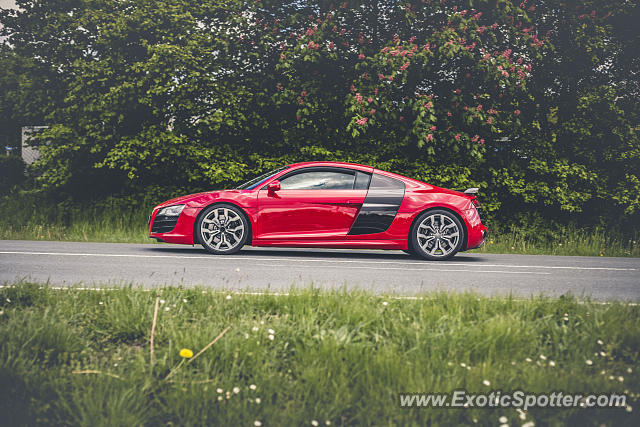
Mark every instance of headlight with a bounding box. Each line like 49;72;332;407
158;204;185;217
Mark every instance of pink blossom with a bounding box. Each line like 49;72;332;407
502;70;509;77
447;112;452;117
455;89;461;94
430;125;437;131
367;97;373;103
426;134;433;142
455;133;461;141
358;53;365;59
479;138;485;145
514;109;521;116
388;75;394;81
298;98;304;105
369;109;376;115
477;104;482;111
477;26;486;34
400;61;410;71
276;82;283;91
350;85;356;92
356;117;368;125
374;87;379;95
355;93;363;103
425;101;433;109
329;41;334;49
378;73;385;80
472;134;479;142
487;117;493;124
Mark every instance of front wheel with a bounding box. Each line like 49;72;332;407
197;204;249;255
410;210;464;261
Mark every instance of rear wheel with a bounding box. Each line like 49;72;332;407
411;210;464;261
197;204;249;255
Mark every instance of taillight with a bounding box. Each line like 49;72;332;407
471;198;480;208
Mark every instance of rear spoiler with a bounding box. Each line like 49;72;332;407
462;187;479;195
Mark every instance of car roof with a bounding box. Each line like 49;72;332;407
286;161;374;173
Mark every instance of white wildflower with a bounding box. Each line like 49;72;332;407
250;384;257;390
233;387;240;394
499;416;508;423
254;421;262;426
585;359;593;366
483;379;491;386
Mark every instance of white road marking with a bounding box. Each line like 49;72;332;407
254;263;551;275
0;250;636;272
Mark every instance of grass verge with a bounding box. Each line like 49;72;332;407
1;282;638;425
1;220;639;257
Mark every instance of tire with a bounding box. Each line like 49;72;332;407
410;209;464;261
197;204;249;255
402;249;416;256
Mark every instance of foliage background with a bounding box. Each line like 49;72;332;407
0;0;638;232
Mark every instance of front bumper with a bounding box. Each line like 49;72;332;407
148;207;201;245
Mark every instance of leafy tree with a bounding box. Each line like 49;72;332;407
0;0;637;228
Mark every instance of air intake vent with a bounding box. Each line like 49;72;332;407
151;215;179;233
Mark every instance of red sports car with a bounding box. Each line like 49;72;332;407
149;162;486;260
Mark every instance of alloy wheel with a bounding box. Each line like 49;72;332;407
416;213;461;258
200;206;246;252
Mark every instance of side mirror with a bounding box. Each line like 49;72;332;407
267;180;281;192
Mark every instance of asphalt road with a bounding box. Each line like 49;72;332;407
1;240;638;301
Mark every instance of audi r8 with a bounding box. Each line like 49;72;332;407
149;162;486;260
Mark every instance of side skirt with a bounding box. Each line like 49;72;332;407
251;239;406;250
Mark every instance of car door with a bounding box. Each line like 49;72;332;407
257;167;371;240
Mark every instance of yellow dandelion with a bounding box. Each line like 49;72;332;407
179;348;194;358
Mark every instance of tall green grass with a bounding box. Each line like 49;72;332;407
1;282;638;425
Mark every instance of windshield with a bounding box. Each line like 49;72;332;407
235;166;289;190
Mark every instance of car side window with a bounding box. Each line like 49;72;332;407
280;170;356;190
